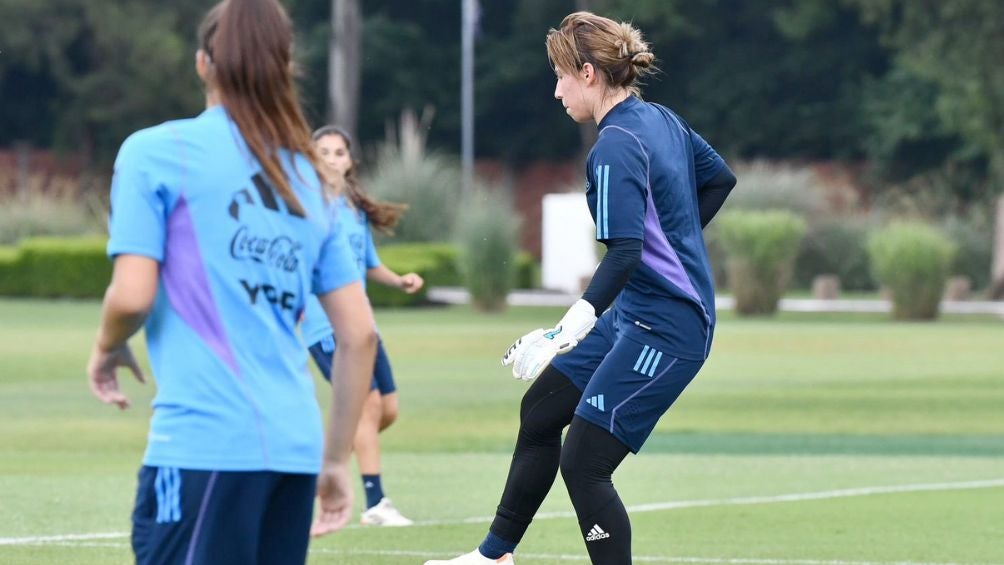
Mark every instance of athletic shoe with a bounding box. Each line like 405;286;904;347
423;549;514;564
359;497;414;526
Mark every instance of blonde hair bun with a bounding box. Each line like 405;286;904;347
546;11;658;96
631;51;655;68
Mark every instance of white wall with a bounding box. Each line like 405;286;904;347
542;192;597;294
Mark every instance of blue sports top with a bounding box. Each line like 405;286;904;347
586;96;726;360
107;105;360;473
301;195;380;347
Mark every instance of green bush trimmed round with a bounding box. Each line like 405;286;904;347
717;210;807;315
867;222;955;319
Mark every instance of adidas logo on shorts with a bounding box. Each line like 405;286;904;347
585;524;610;542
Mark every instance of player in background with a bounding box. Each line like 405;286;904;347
302;125;424;527
425;11;737;565
85;0;377;563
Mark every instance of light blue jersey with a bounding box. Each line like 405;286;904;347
301;195;380;347
107;106;360;473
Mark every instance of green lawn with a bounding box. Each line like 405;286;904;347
0;299;1002;564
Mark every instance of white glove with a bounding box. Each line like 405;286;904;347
501;299;597;381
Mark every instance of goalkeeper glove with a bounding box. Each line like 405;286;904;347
501;299;597;381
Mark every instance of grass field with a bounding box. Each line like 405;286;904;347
0;298;1002;564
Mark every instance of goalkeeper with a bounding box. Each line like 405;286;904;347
426;10;736;565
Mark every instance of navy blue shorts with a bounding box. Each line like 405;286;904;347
308;334;396;394
551;308;705;453
131;466;315;565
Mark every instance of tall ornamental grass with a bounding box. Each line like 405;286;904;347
455;187;520;312
868;222;956;320
717;209;807;315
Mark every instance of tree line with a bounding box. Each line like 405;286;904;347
1;0;1002;204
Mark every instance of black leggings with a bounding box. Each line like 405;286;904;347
489;366;632;564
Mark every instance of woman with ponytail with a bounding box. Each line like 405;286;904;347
86;1;376;562
426;11;736;565
301;125;423;527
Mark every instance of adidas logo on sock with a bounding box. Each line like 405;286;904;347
585;524;610;541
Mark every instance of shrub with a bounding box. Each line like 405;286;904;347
455;187;520;312
377;242;460;287
794;216;876;291
366;244;446;308
364;146;462;244
0;192;106;245
17;237;111;298
0;237;110;299
727;161;829;218
377;242;537;290
0;236;539;307
717;210;807;315
941;213;993;291
867;223;956;319
702;227;729;290
0;246;28;296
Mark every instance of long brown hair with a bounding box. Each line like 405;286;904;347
545;11;657;97
198;0;324;216
312;126;406;235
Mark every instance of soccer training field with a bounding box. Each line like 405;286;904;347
1;298;1002;564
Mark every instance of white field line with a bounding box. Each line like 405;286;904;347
4;543;999;565
313;547;1004;565
0;532;128;546
1;477;1002;548
411;478;1004;526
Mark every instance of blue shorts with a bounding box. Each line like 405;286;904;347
551;307;705;453
308;334;396;395
131;466;315;565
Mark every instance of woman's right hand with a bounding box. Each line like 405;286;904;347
311;461;354;537
87;342;145;410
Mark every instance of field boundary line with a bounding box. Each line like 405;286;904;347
0;532;128;546
2;477;1002;547
313;547;1004;565
414;477;1004;525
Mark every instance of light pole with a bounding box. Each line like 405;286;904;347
461;0;476;196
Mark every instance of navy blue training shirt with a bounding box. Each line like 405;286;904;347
585;95;726;360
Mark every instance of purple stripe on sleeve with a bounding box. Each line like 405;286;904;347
161;194;241;376
641;191;703;305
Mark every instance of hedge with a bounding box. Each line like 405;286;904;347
0;238;540;307
0;246;26;296
0;237;110;298
377;243;538;289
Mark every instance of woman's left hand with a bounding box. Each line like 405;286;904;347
399;272;425;294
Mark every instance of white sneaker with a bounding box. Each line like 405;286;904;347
423;549;514;564
360;497;414;527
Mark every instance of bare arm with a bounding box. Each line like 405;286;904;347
318;280;377;464
87;255;158;409
366;264;424;294
311;281;378;536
